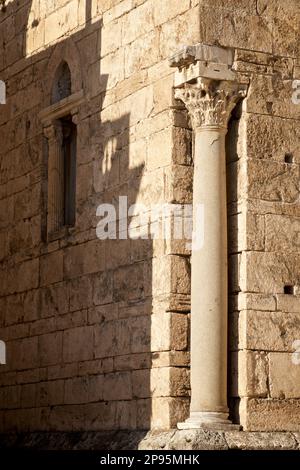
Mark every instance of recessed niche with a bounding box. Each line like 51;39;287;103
284;285;295;295
284;153;294;164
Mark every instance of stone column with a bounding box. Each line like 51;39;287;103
170;46;247;429
44;122;64;235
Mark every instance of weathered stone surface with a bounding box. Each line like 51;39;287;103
265;214;300;253
230;350;268;398
238;310;300;351
239;251;300;294
240;398;300;431
0;430;298;450
1;0;300;441
225;431;297;450
269;353;300;398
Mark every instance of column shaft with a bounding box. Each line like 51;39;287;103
190;128;228;419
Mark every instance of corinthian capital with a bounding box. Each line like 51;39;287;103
175;78;247;130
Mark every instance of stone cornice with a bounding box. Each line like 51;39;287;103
170;44;248;129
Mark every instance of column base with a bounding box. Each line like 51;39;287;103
177;412;241;431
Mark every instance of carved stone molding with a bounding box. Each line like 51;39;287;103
175;77;247;130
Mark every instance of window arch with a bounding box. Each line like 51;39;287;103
51;61;72;104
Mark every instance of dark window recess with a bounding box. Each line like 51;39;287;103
62;116;77;227
284;153;294;164
284;285;295;295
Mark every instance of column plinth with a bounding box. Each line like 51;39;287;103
173;72;247;430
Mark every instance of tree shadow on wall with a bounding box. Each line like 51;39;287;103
0;0;153;445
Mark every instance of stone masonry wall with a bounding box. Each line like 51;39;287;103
1;0;300;436
0;0;200;432
202;0;300;431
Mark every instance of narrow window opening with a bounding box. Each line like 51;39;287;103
61;115;77;227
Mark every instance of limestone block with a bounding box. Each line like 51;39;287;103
150;367;189;397
113;263;145;302
240;397;300;431
170;313;189;351
20;383;36;408
93;271;113;306
265;214;300;253
40;282;69;318
147;128;173;171
276;294;300;313
234;292;276;312
153;0;190;26
103;372;132;401
9;337;39;370
94;317;132;358
239;310;300;351
151;397;189;429
78;358;113;377
102;0;133;25
230;350;268;398
39;332;63;366
201;0;256;12
69;276;93;311
0;385;20;410
44;0;79;45
132;369;150;399
246;114;300;163
256;0;300;16
56;310;88;332
247;159;299;203
150;313;170;352
225;430;297;450
125;85;154;126
40;250;63;286
269;353;300;398
122;1;154;45
152;256;190;296
226;160;247;204
99;48;125;92
88;304;118;325
131;315;151;354
239;251;300;294
124;30;159;78
63;326;94;363
64;241;105;279
64;376;89;405
5;293;24;326
76;162;94;200
159;7;200;59
247;75;300;119
228;212;265;253
115;400;137;430
199;7;272;53
271;13;300;57
36;380;64;407
164;165;193;204
6;258;39;295
133;168;165;207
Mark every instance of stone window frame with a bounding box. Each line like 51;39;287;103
39;91;84;241
38;40;84;242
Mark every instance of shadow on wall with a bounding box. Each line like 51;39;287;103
0;0;153;437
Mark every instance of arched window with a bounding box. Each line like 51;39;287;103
51;61;72;104
41;61;78;239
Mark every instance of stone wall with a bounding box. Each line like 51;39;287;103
0;0;199;432
207;0;300;431
0;0;300;437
